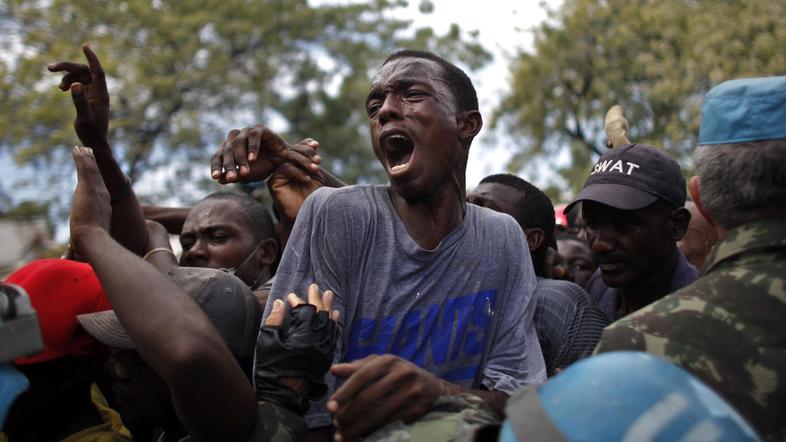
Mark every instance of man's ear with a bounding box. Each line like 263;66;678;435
256;238;278;266
524;228;545;252
688;176;716;226
457;110;483;145
669;207;691;241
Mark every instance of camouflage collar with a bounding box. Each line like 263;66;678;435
703;218;786;275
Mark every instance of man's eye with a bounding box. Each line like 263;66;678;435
366;103;381;117
180;239;194;250
405;90;426;99
210;235;227;243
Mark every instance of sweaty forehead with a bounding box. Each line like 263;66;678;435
183;199;248;232
371;57;451;94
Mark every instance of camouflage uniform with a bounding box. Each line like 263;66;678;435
594;219;786;441
364;394;501;442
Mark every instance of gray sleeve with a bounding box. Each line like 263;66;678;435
481;219;547;393
261;187;359;429
263;187;352;321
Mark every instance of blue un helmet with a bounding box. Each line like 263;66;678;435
501;352;760;442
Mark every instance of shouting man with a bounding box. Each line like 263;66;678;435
212;50;545;440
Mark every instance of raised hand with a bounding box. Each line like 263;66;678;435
268;138;325;222
211;125;292;183
69;146;111;254
48;45;109;149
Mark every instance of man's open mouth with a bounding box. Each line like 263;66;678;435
382;131;415;174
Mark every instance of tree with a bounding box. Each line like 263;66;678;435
494;0;785;198
0;0;490;218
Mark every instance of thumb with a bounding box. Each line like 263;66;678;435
70;83;90;119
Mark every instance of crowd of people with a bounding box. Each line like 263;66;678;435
0;43;783;442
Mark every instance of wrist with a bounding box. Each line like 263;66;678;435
71;226;110;257
438;379;462;397
83;138;111;154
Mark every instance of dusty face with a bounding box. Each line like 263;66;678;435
366;57;465;200
179;199;260;285
582;201;675;289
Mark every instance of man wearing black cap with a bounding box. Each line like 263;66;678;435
595;76;786;441
564;144;696;321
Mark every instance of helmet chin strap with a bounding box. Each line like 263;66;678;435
227;240;267;289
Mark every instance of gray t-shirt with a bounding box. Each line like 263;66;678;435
264;185;545;427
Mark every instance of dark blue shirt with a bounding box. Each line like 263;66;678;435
586;250;699;321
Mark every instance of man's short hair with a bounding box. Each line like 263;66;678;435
200;192;276;243
480;173;555;256
694;138;786;229
383;49;478;114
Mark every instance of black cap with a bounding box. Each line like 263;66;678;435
565;144;685;213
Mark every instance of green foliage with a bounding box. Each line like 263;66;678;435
494;0;786;198
2;200;48;220
0;0;489;208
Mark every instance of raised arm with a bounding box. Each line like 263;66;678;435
68;146;256;441
142;205;191;235
49;44;149;256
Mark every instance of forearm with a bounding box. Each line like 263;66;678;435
91;140;149;255
440;382;509;418
142;206;191;234
78;227;225;374
77;227;255;438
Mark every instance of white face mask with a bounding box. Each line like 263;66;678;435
225;240;266;289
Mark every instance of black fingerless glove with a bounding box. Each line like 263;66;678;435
255;304;338;415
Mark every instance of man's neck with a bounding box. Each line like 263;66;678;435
618;247;679;316
388;184;466;250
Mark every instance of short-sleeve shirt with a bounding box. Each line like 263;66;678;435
264;185;546;427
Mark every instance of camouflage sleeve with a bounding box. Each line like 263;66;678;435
363;394;501;442
592;324;649;355
247;402;307;442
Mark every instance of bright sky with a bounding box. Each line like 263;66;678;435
386;0;561;189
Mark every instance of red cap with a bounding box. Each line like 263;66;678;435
554;204;569;228
6;259;113;364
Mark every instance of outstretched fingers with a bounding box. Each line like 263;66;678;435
48;62;91;90
265;283;339;327
82;44;106;88
211;129;240;181
264;299;287;327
